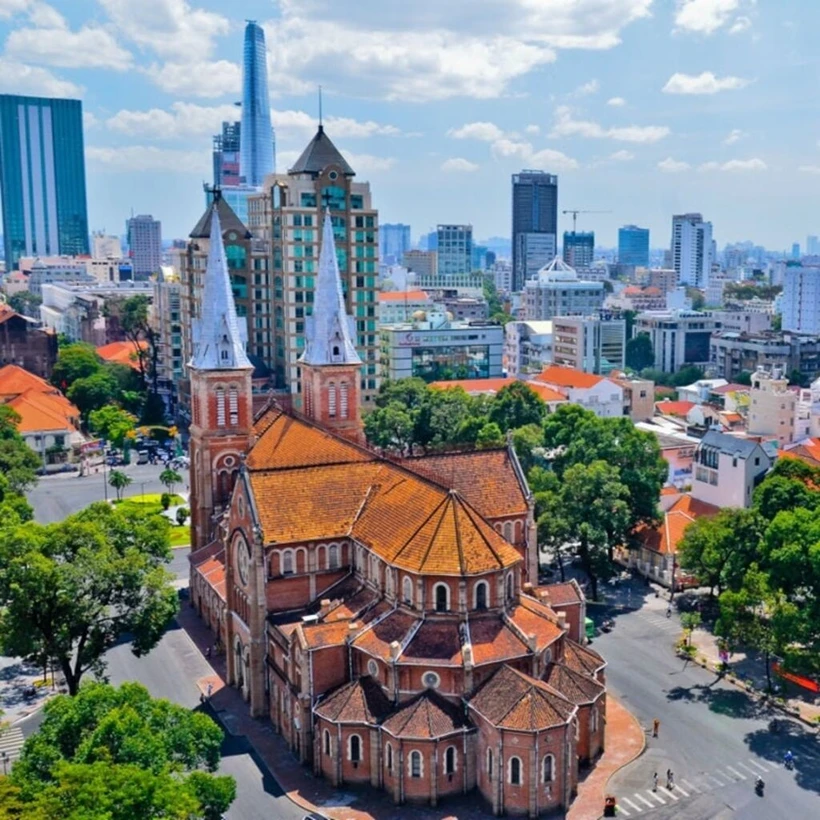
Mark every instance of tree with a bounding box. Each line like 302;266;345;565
686;287;705;310
680;611;702;646
364;402;415;453
89;405;137;448
511;423;545;476
50;343;102;392
0;504;178;695
0;405;23;440
7;291;42;319
114;294;161;394
0;438;41;494
175;507;190;526
488;382;545;432
108;469;132;501
67;369;119;418
753;474;818;521
476;421;504;449
625;333;654;372
8;682;235;819
670;365;705;387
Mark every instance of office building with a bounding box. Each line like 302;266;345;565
402;249;437;279
646;268;678;293
380;223;411;265
213;121;241;187
562;231;594;269
523;258;604;321
710;330;820;383
126;214;162;277
792;243;801;259
436;224;473;276
808;236;820;256
240;22;275;186
782;265;820;334
671;213;713;289
552;314;626;375
633;309;720;372
27;259;94;296
618;225;650;267
92;232;122;260
0;94;89;269
511;171;558;292
504;320;553;378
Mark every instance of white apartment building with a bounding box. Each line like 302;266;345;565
633;309;720;373
747;367;797;447
491;260;513;294
552;314;626;375
92;233;122;260
677;378;728;405
27;260;95;296
377;290;432;325
523;258;604;321
794;377;820;441
532;365;624;418
504;320;553;378
671;213;713;289
711;309;772;334
782;265;820;334
691;430;772;508
126;215;162;277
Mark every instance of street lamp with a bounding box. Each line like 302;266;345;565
102;453;108;502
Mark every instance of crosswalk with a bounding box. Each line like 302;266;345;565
634;610;683;635
0;726;25;769
611;756;784;816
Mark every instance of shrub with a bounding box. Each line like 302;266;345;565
161;492;172;511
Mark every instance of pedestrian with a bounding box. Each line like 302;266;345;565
653;772;658;792
666;769;674;790
206;682;213;700
666;605;672;618
652;718;660;737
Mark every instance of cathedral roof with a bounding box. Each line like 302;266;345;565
381;690;470;739
189;190;251;239
288;125;355;177
468;617;530;666
314;676;392;725
507;598;564;653
563;640;606;678
543;663;604;706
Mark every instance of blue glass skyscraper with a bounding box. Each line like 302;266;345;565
240;21;275;187
618;225;650;267
0;94;89;269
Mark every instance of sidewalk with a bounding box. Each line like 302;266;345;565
567;697;645;820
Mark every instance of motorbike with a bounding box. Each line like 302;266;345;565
755;777;765;796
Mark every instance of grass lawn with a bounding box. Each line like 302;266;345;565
114;494;184;515
169;525;191;548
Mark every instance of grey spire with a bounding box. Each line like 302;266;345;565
300;210;361;367
190;209;252;371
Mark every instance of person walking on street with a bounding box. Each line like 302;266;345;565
653;718;660;737
206;682;213;700
667;769;674;790
653;772;659;792
666;605;672;618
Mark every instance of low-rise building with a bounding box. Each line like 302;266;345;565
710;331;820;383
634;309;720;372
691;430;772;508
611;372;654;421
429;377;568;412
0;304;57;378
504;320;553;378
377;290;432;325
531;365;623;418
747;367;797;447
551;314;626;375
711;309;772;335
635;420;700;487
26;259;95;296
402;249;437;279
677;378;728;405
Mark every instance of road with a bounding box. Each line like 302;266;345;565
590;580;819;819
27;462;179;523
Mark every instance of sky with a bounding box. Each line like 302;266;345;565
0;0;818;251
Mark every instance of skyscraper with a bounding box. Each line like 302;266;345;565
126;214;162;277
562;231;594;269
782;265;820;334
618;225;650;267
379;223;411;264
437;224;473;276
511;171;558;292
671;213;713;289
213;120;241;187
240;21;275;187
0;94;89;269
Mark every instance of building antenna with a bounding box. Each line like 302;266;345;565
318;85;323;128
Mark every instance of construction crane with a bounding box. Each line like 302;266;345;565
562;209;612;233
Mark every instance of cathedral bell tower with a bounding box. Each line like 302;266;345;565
299;209;363;442
188;203;254;550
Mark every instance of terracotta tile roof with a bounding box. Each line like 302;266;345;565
469;616;528;666
324;586;381;622
564;640;606;678
661;486;680;496
314;676;392;725
538;582;583;608
6;388;79;433
668;494;720;518
0;364;58;398
720;411;743;423
655;400;695;417
247;410;376;470
352;610;418;661
534;365;604;390
401;620;463;666
97;340;147;370
192;552;226;601
381;690;469;739
301;621;353;650
378;290;430;303
429;377;516;395
469;665;575;731
636;493;720;556
543;663;604;705
526;382;569;404
508;599;563;652
403;448;529;518
780;438;820;469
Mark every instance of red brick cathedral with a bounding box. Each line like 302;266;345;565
189;205;607;816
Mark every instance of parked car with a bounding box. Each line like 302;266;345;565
136;450;149;465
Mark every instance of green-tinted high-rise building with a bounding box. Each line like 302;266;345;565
0;95;89;269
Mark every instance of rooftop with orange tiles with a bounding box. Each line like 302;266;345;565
533;364;605;390
97;340;147;370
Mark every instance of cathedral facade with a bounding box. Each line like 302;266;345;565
188;205;607;817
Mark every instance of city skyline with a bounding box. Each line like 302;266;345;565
0;1;817;249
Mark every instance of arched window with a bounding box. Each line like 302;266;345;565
445;746;456;775
403;577;413;606
506;573;514;602
328;544;340;569
349;734;361;763
409;750;422;778
434;582;450;612
340;381;349;419
385;742;393;773
474;580;489;610
542;754;554;783
215;387;226;427
503;521;513;541
509;756;522;786
323;729;331;756
487;749;494;781
282;550;294;575
328;381;337;418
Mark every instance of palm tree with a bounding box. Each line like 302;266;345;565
159;468;182;496
108;469;132;501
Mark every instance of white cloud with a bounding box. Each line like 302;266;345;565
658;157;691;173
723;128;746;145
0;56;80;97
6;4;133;71
339;151;396;173
0;0;29;18
663;71;749;95
551;106;669;143
798;165;820;175
729;15;752;34
447;122;506;142
699;158;767;172
525;124;541;135
527;147;579;170
609;150;635;161
142;60;241;98
573;79;599;96
86;145;209;173
607;96;626;107
674;0;740;35
83;111;99;130
441;157;479;172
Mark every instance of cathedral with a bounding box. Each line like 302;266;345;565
188;204;607;817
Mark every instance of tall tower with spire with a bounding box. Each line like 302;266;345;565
188;206;254;550
299;210;363;442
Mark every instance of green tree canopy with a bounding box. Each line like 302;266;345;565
488;382;546;432
0;503;177;695
0;438;41;494
7;291;42;319
625;332;654;372
753;474;818;520
50;343;102;392
67;370;119;419
108;469;132;501
88;405;137;448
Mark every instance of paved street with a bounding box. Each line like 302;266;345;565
590;580;820;819
26;462;180;523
